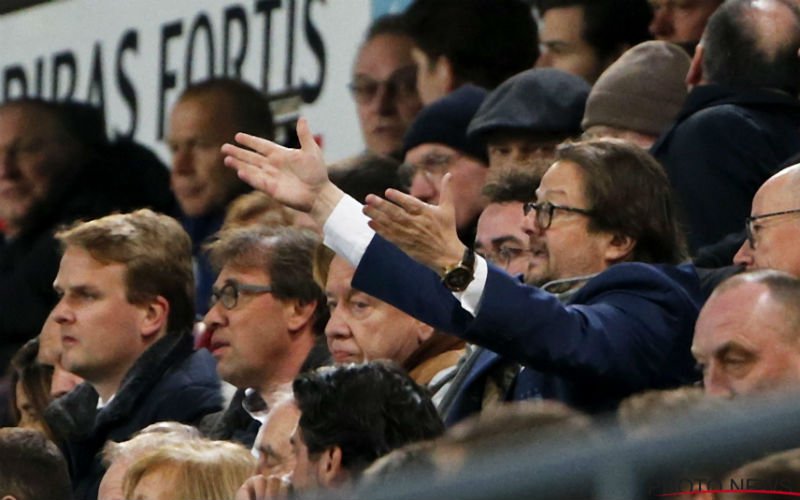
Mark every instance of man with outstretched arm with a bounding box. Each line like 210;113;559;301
222;120;705;412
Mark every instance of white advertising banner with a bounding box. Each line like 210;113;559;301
0;0;374;162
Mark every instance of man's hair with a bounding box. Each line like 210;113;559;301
720;448;800;500
536;0;653;62
0;428;71;500
403;0;539;90
481;166;545;203
714;270;800;336
55;209;195;334
206;226;328;336
123;439;255;500
178;77;275;139
222;191;295;230
555;139;687;264
329;153;404;203
617;386;728;438
364;13;409;41
701;0;800;94
294;362;445;476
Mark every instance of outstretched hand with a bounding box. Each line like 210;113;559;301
222;118;342;220
364;173;466;273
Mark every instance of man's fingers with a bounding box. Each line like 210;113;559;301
221;143;274;169
384;188;429;215
364;196;410;225
296;117;319;153
233;132;285;156
439;173;456;212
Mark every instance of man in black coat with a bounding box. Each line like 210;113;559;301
652;0;800;254
0;99;174;375
43;209;222;500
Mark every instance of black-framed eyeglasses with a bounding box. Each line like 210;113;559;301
210;282;274;310
523;201;594;229
477;245;535;270
744;208;800;249
348;65;418;105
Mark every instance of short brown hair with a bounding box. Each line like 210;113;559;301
206;226;328;335
556;139;687;264
0;428;71;500
481;165;544;203
55;209;195;334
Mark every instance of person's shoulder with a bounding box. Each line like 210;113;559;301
584;262;702;302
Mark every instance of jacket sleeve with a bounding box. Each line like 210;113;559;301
352;235;476;335
354;237;699;393
462;263;699;391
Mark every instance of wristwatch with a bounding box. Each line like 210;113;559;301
441;247;476;292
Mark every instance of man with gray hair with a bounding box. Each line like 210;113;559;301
692;270;800;398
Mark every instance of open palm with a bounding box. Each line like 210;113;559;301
221;118;329;213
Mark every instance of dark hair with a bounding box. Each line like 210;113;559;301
537;0;653;62
481;166;543;203
294;362;444;475
179;77;275;140
365;13;410;40
206;226;328;336
0;428;72;500
8;339;54;439
329;153;404;203
701;0;800;94
556;139;687;264
403;0;539;90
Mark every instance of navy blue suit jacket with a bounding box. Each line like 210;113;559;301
353;235;704;413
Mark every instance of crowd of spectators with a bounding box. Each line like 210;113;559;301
3;0;800;499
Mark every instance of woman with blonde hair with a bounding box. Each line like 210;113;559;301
122;438;255;500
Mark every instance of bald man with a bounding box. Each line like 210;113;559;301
693;270;800;398
734;164;800;276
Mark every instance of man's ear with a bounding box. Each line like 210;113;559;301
603;233;636;264
283;299;317;334
141;295;169;339
434;55;457;93
316;446;349;488
686;44;704;88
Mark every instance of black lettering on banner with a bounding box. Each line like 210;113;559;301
223;5;249;78
255;0;281;93
186;13;215;84
52;50;77;100
158;20;183;139
34;57;44;97
86;42;106;115
116;30;139;139
3;66;28;99
301;0;325;103
285;0;296;87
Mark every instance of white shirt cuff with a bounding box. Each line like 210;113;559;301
322;194;374;267
453;255;487;316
